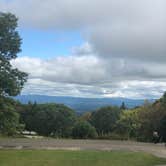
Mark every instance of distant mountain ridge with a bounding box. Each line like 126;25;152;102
14;95;155;113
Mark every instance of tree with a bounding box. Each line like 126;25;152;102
0;97;24;136
72;121;97;139
19;102;38;132
136;103;166;142
21;103;76;137
79;112;92;121
120;102;126;110
0;110;23;136
116;109;140;139
90;106;121;135
160;92;166;108
159;115;166;142
117;101;166;142
0;12;27;97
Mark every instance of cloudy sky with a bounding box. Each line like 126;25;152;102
1;0;166;99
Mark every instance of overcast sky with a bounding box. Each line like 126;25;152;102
1;0;166;99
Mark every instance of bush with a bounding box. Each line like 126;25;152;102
72;121;97;139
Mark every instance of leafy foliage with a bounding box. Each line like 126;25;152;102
90;106;121;135
0;97;24;136
0;12;27;96
116;109;140;139
159;115;166;142
21;103;76;137
72;120;97;139
0;110;23;136
116;97;166;142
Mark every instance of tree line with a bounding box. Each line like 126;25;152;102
0;95;166;142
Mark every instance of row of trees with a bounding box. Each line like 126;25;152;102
115;101;166;142
0;98;97;138
0;94;166;142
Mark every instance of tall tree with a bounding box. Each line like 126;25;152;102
0;12;27;96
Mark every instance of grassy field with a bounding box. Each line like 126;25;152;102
0;150;166;166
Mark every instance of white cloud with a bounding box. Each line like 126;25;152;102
71;42;94;56
1;0;166;98
11;55;107;84
11;55;166;99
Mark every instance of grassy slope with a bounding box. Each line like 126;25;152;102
0;150;166;166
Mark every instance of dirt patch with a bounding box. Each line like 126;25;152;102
0;138;165;158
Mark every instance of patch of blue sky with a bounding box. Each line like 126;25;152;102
17;28;84;59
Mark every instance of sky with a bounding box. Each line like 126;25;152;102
0;0;166;99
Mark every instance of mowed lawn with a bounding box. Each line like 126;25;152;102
0;150;166;166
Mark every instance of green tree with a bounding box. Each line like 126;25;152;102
90;106;121;135
20;102;38;132
160;92;166;108
136;104;166;141
120;102;126;110
79;112;92;122
0;110;23;136
117;101;166;142
116;109;140;139
72;120;97;139
0;12;27;96
21;103;76;137
0;98;24;136
159;115;166;142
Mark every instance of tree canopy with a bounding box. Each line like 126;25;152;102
0;12;27;97
72;120;97;139
20;103;76;137
90;106;121;135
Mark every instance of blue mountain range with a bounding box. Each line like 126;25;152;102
14;95;155;113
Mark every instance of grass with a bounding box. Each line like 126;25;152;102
0;150;166;166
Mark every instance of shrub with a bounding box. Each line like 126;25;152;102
72;121;97;139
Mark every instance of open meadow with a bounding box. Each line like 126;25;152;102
0;150;166;166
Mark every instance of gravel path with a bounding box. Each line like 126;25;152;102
0;138;165;158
